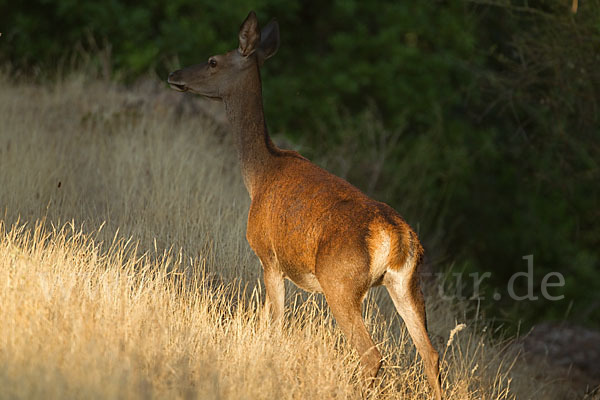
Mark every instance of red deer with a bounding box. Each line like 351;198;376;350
168;11;443;399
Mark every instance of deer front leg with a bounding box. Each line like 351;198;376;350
262;263;285;322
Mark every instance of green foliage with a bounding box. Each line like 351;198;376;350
1;0;599;329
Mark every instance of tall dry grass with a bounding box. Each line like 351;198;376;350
0;71;570;399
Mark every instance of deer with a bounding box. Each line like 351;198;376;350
167;11;443;399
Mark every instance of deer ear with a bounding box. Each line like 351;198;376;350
238;11;261;57
257;20;280;65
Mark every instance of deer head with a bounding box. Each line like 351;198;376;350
167;11;280;99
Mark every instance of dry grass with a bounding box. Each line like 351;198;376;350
0;71;568;399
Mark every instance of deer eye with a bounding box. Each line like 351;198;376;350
208;58;217;68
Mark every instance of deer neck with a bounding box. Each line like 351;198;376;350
223;68;279;198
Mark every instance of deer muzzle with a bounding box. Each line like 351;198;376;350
167;71;188;92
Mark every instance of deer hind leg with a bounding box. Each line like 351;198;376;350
318;272;382;383
384;268;443;400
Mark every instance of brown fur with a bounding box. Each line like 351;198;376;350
168;11;443;399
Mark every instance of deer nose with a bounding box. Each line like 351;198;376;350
167;71;187;92
167;71;179;83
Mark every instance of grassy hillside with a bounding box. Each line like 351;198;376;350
0;72;572;399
